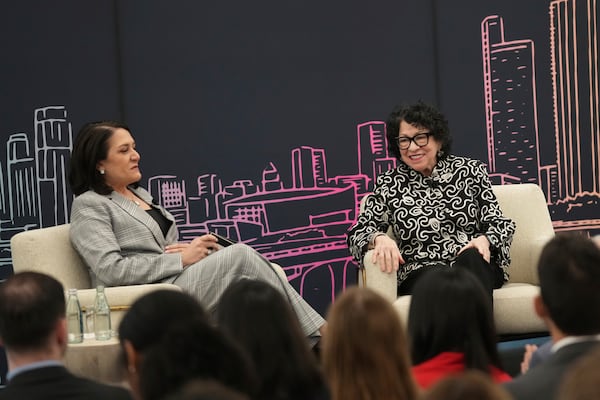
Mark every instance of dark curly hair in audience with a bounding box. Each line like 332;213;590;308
408;268;503;375
68;120;131;196
385;101;452;162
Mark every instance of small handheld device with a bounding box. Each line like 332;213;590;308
209;232;236;247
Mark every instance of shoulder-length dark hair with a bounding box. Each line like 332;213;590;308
408;268;502;374
68;120;130;196
216;279;325;400
385;101;452;162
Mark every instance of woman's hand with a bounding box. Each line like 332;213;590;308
371;235;405;273
458;235;491;262
165;234;219;267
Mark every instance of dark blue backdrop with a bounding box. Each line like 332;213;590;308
2;0;595;382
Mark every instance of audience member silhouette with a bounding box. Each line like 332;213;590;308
519;233;600;374
138;316;257;400
216;279;328;400
420;371;512;400
408;268;510;388
503;233;600;400
556;343;600;400
163;379;250;400
321;286;417;400
118;289;207;399
0;271;132;400
118;289;255;400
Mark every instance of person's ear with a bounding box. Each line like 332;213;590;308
123;339;143;399
56;318;68;353
123;340;140;374
534;294;548;319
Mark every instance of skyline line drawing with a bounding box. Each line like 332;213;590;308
1;0;599;313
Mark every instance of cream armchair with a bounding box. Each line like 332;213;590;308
9;223;181;330
358;183;555;337
10;223;289;383
9;223;181;383
9;223;289;328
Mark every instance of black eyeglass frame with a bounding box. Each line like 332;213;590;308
396;132;432;150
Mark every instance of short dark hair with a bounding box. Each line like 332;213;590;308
538;233;600;335
216;279;324;400
385;101;452;162
68;121;130;196
408;268;502;373
0;272;65;351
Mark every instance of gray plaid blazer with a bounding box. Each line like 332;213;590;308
70;186;183;287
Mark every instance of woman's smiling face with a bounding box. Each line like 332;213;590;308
397;120;441;176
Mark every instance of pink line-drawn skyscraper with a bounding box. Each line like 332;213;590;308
550;0;600;198
292;146;328;188
262;162;284;192
357;121;396;191
481;15;542;185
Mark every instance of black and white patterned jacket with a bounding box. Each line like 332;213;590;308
347;155;515;285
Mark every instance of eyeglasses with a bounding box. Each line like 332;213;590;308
397;132;431;150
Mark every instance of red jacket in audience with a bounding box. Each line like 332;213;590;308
412;351;512;389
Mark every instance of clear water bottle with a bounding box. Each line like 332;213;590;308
66;288;83;344
93;285;112;340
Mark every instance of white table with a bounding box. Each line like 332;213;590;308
65;336;124;384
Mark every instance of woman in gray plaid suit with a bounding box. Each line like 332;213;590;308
67;121;325;340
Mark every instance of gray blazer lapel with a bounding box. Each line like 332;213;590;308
129;186;179;244
108;190;168;246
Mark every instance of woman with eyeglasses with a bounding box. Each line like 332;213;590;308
347;101;515;297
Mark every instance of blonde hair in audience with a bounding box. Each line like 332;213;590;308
322;286;417;400
557;344;600;400
421;370;512;400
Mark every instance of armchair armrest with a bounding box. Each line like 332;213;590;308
358;250;397;302
76;283;181;330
